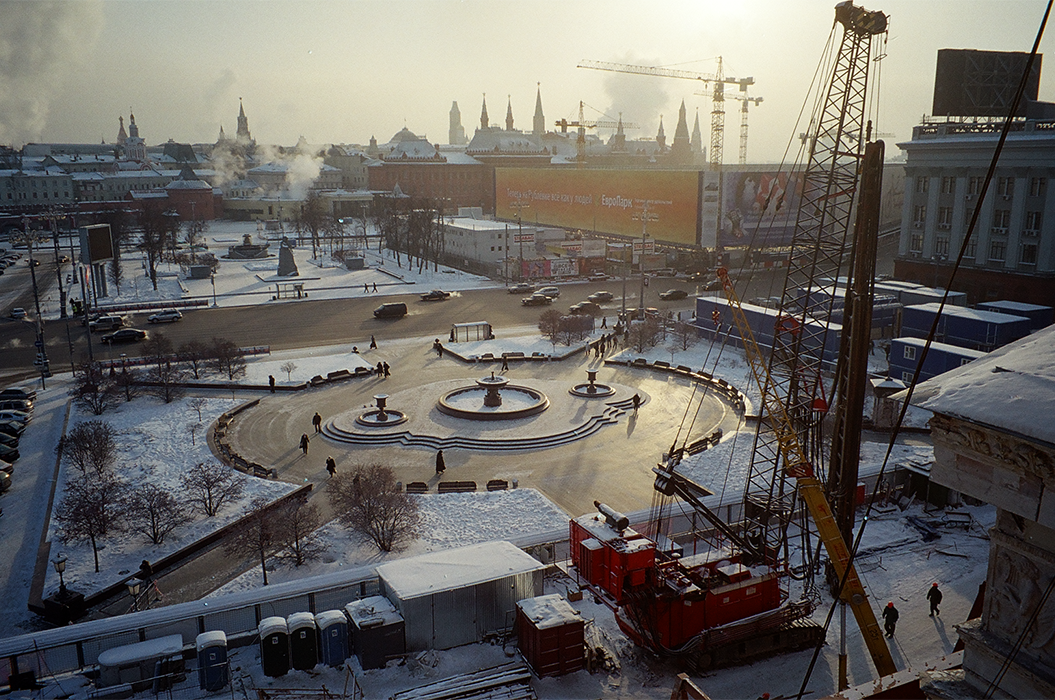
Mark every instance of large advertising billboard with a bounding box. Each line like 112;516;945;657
496;169;701;246
719;170;804;248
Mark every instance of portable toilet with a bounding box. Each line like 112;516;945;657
287;612;319;671
258;617;290;677
345;596;405;670
315;610;349;668
195;631;229;692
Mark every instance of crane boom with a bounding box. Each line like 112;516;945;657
577;59;754;91
716;266;896;678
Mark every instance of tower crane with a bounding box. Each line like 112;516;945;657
696;90;763;165
554;101;638;165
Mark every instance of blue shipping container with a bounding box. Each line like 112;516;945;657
888;337;985;383
898;303;1031;352
976;301;1054;331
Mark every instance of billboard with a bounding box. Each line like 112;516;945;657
496;168;701;246
720;170;804;248
79;224;114;264
933;49;1041;118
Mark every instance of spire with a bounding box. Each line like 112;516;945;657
117;116;128;145
656;115;666;150
449;101;466;145
480;94;489;130
671;100;692;163
128;111;139;138
610;113;627;152
532;83;545;136
505;95;514;131
217;125;226;143
239;99;246;118
690;108;703;154
236;98;252;142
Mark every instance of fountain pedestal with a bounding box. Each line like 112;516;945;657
478;373;509;407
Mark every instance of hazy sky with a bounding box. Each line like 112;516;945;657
2;0;1053;162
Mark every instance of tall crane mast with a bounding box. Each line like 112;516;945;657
554;101;638;165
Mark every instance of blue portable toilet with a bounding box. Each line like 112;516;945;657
258;617;290;677
195;631;229;692
315;610;349;667
287;612;319;671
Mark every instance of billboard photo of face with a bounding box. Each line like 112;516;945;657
722;171;803;248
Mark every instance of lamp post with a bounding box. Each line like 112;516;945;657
632;202;659;316
211;272;218;308
18;217;51;386
53;554;68;596
49;208;68;319
510;199;529;282
127;579;141;612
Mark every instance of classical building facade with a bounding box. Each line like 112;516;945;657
895;119;1055;304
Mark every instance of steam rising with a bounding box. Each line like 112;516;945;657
255;141;324;200
0;1;103;146
600;56;672;138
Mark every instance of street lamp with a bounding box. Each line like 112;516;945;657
211;272;218;308
53;554;68;596
632;202;659;318
510;199;529;282
48;208;68;319
126;579;141;612
18;217;51;387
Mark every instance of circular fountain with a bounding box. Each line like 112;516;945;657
437;372;549;421
569;368;616;398
355;394;409;427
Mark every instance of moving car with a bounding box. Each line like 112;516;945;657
101;328;147;344
569;301;601;316
89;315;125;332
507;282;534;294
537;286;561;299
373;302;408;319
588;291;614;303
588;272;609;281
148;309;183;324
659;289;689;301
420;289;451;301
10;308;26;320
0;400;31;413
521;294;552;306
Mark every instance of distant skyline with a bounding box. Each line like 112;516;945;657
2;0;1053;162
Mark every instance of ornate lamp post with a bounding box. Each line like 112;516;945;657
126;579;141;612
52;554;68;596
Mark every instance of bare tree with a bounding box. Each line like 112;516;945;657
147;360;186;403
144;332;175;372
115;365;142;402
629;316;663;353
126;483;189;545
187;422;201;446
273;496;324;567
70;361;120;415
139;203;178;291
279;361;297;382
538;309;563;347
558;315;593;346
180;461;246;517
209;337;247;381
670;320;699;352
58;420;118;477
329;464;419;553
224;496;276;585
54;472;128;572
178;340;210;379
189;397;207;421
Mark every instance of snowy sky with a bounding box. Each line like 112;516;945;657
3;0;1054;161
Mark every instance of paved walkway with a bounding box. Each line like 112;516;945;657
226;339;735;518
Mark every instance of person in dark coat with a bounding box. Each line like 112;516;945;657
376;361;384;377
326;456;337;477
434;340;444;357
501;356;509;372
369;335;377;350
372;282;378;293
927;583;943;616
882;602;899;637
632;393;641;414
383;362;390;377
435;449;446;475
299;433;310;455
269;375;276;393
312;412;322;432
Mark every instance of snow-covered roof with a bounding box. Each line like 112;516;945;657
314;610;346;629
892;337;986;358
377;540;545;600
444;217;508;232
904;302;1029;324
165;179;211;190
978;300;1052;313
287;611;316;631
258;616;287;637
516;594;582;629
345;595;402;628
195;630;226;651
97;634;183;667
909;324;1055;445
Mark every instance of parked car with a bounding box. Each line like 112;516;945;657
537;286;561;299
0;420;25;437
10;308;27;320
0;432;18;448
101;328;147;344
373;302;408;319
588;291;614;303
0;400;32;413
89;315;125;332
0;410;30;424
420;289;451;302
569;301;601;316
0;388;36;401
148;309;183;324
659;289;689;301
507;282;534;294
0;444;19;463
521;294;552;306
588;272;609;281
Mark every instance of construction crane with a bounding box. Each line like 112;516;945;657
578;57;754;171
695;90;763;165
555;101;637;165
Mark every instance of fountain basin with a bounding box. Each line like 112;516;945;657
437;384;549;421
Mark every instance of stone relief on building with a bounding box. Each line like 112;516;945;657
931;414;1054;477
987;542;1055;658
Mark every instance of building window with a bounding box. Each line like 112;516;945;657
938;206;952;228
989;240;1006;262
991;209;1010;231
915;176;929;193
1025;211;1042;233
1030;177;1046;197
903;345;917;360
910;234;923;252
913;204;926;225
902;371;914;383
997;176;1014;197
968;176;983;195
1021;242;1038;265
940;176;955;194
965;239;977;259
935;237;950;257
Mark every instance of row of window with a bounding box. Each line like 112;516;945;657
913;204;1042;233
909;234;1038;265
5;191;71;200
919;175;1047;197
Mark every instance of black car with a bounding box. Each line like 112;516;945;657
521;294;552;306
102;328;147;344
420;289;451;301
0;421;25;438
659;289;689;301
0;388;36;401
0;444;18;463
0;399;31;413
0;432;17;448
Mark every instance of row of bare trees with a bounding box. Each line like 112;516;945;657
373;195;446;273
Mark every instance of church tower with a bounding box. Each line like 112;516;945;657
116;116;127;146
532;84;545;137
505;96;515;131
236;98;252;143
480;94;489;130
690;109;703;156
124;111;147;162
609;113;627;152
449;101;467;145
656;115;666;151
670;100;692;163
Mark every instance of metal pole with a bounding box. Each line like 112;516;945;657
50;211;67;319
23;221;51;386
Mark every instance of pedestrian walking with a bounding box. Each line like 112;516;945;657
383;362;390;377
364;282;369;293
434;339;444;357
927;582;943;616
269;375;276;393
312;412;322;433
369;334;377;350
632;393;641;414
376;361;384;377
882;601;899;637
601;316;607;328
326;456;337;477
435;449;446;475
501;356;509;372
352;346;359;353
299;433;310;455
372;282;378;292
449;328;456;342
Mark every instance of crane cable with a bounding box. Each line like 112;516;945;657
795;3;1053;697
